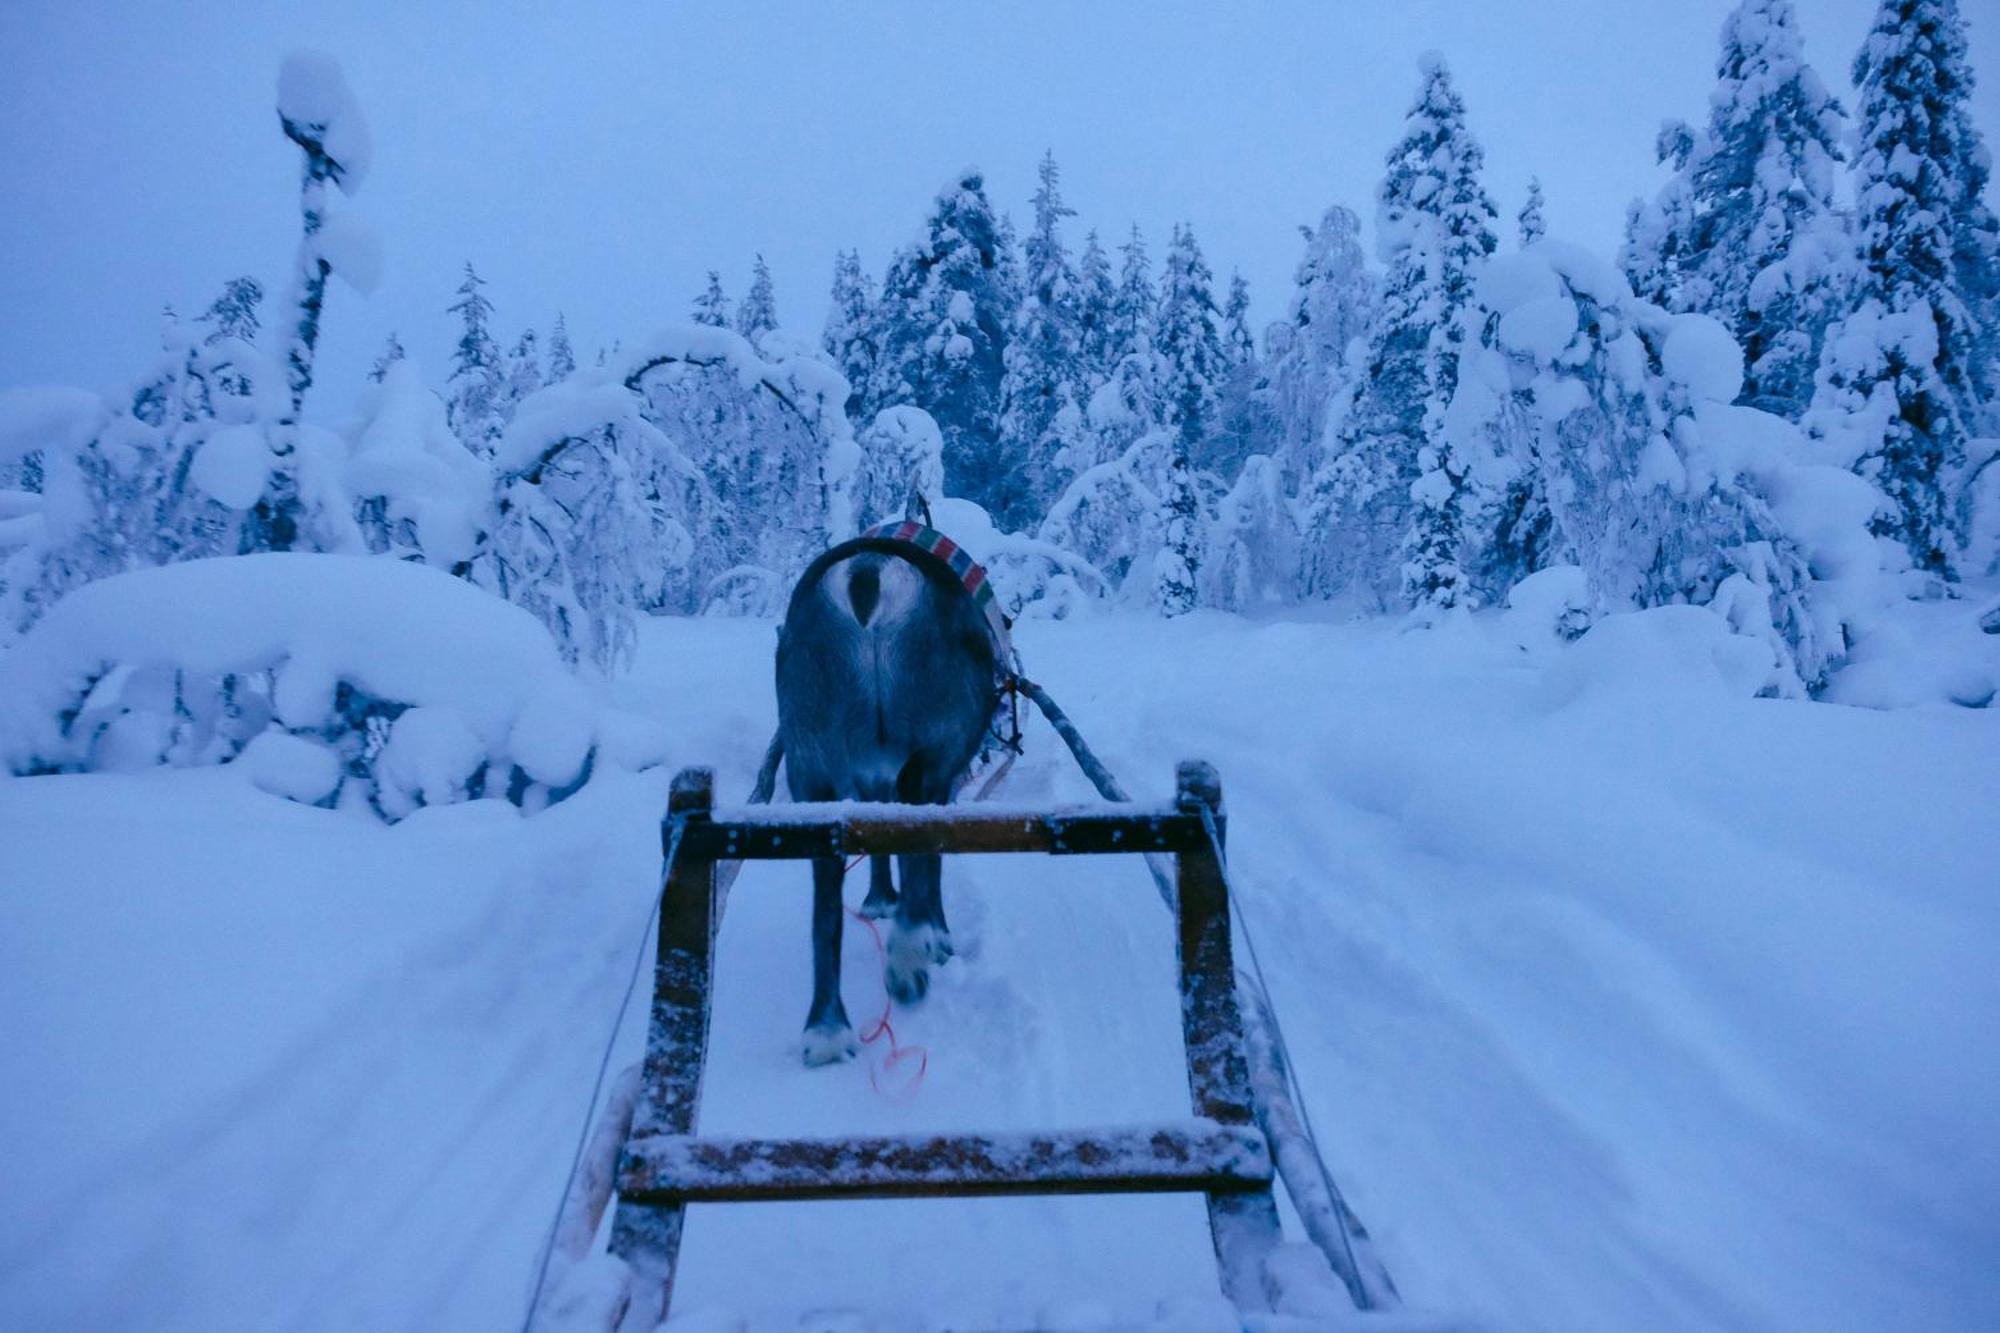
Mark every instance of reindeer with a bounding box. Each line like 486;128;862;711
775;533;1001;1066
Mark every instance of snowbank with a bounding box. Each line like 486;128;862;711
0;553;617;816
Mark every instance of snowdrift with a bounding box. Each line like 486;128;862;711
0;552;652;817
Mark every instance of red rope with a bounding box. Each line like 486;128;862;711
841;853;928;1098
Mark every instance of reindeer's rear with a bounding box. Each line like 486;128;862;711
776;548;999;1064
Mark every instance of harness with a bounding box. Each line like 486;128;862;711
818;519;1025;762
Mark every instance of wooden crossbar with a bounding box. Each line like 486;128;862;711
620;1119;1272;1204
684;803;1211;859
605;760;1282;1332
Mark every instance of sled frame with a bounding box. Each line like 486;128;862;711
606;760;1282;1328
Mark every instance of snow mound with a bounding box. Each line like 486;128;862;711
0;553;611;817
1544;603;1780;707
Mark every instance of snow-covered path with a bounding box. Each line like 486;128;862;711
3;609;1996;1332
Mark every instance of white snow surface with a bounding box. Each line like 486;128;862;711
1;608;1995;1332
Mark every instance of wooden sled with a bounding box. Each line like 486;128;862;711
570;759;1366;1330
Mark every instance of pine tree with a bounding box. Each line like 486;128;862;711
447;263;505;455
1109;225;1156;367
1153;447;1203;615
737;255;778;342
1205;270;1268;481
993;211;1025;329
1154;223;1228;466
999;151;1085;515
1624;0;1849;419
198;277;264;345
196;277;266;398
1811;0;1996;577
506;328;543;409
823;249;875;416
866;169;1016;521
1266;205;1376;488
692;271;730;328
546;314;577;382
1223;272;1256;366
1075;229;1118;387
1517;178;1547;248
369;330;406;383
1305;55;1497;609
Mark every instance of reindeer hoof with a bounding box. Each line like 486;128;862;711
886;924;953;1005
802;1022;859;1067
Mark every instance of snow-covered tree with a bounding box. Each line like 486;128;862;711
692;271;730;328
1155;223;1228;466
369;331;406;383
867;170;1017;522
483;396;688;670
546;314;577;383
1264;205;1377;489
10;319;307;631
854;404;946;526
1109;225;1156;368
1304;54;1497;609
1202;453;1301;610
198;277;264;347
1517;178;1547;249
822;248;875;417
1205;270;1270;481
1450;243;1861;689
505;329;543;410
248;52;375;553
737;254;778;343
1623;0;1849;420
1153;446;1203;615
615;324;859;614
347;359;487;570
1809;0;1997;578
446;263;505;455
1075;229;1118;387
196;277;266;398
1038;432;1165;589
999;151;1085;515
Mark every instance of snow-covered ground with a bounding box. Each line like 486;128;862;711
3;605;1997;1332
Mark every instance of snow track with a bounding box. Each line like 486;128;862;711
3;609;1997;1331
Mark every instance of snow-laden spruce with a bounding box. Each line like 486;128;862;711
998;152;1088;518
1806;0;2000;580
1304;53;1499;612
862;170;1020;524
1621;0;1849;422
1261;205;1376;491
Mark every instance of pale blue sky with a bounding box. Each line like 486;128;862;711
3;1;1994;417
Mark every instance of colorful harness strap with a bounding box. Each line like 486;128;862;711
858;519;1014;668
